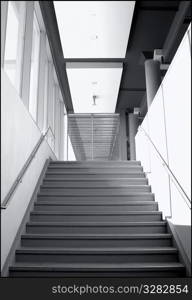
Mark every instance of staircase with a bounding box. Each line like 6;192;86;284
9;160;186;277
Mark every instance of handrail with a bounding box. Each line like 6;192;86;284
138;126;191;210
1;127;54;209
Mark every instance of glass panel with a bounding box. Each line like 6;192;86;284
135;26;191;218
29;11;40;121
43;60;48;132
67;114;120;161
162;32;191;199
4;1;25;91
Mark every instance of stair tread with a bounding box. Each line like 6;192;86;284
31;211;162;215
16;247;178;254
35;201;157;205
50;161;141;163
48;166;142;169
21;233;172;239
27;221;167;227
46;172;145;175
41;185;149;188
10;262;185;271
43;178;146;181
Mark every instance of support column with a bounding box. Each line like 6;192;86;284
119;110;127;160
128;113;139;160
59;102;65;160
144;59;161;108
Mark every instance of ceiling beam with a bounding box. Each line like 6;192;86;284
163;1;191;62
63;58;128;62
39;2;74;113
66;62;123;69
63;58;128;68
139;6;178;12
120;88;146;92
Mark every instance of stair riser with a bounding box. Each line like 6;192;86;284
42;179;148;187
49;162;141;167
34;204;158;212
30;214;162;222
39;187;151;195
26;226;166;234
9;270;185;278
46;168;143;174
45;173;146;179
48;166;143;170
37;195;155;202
21;238;172;248
15;253;178;263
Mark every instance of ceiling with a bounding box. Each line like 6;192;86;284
54;1;135;58
41;1;191;114
116;0;189;112
66;65;123;113
54;1;135;113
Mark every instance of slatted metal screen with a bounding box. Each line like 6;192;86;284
67;114;120;161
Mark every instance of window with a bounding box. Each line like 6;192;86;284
43;60;49;132
29;10;40;121
4;1;25;92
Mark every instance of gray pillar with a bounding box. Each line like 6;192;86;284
144;59;161;108
128;113;139;160
119;111;127;160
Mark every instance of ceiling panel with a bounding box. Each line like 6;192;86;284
66;67;123;113
54;1;135;58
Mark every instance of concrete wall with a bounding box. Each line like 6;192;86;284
1;69;57;270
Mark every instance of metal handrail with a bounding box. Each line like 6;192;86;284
138;126;191;210
1;127;54;209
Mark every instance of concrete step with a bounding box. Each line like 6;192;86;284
45;173;146;179
39;185;151;195
26;221;167;234
37;193;155;202
30;211;162;222
34;201;158;212
8;159;186;278
49;161;141;166
15;247;179;263
42;178;148;187
9;262;186;277
21;233;173;248
48;165;143;170
46;167;143;174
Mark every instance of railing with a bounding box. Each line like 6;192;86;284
138;126;191;210
67;113;121;161
1;127;55;209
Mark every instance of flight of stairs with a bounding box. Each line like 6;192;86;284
9;160;186;277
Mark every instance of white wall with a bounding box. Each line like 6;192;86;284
1;69;57;269
136;25;191;265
